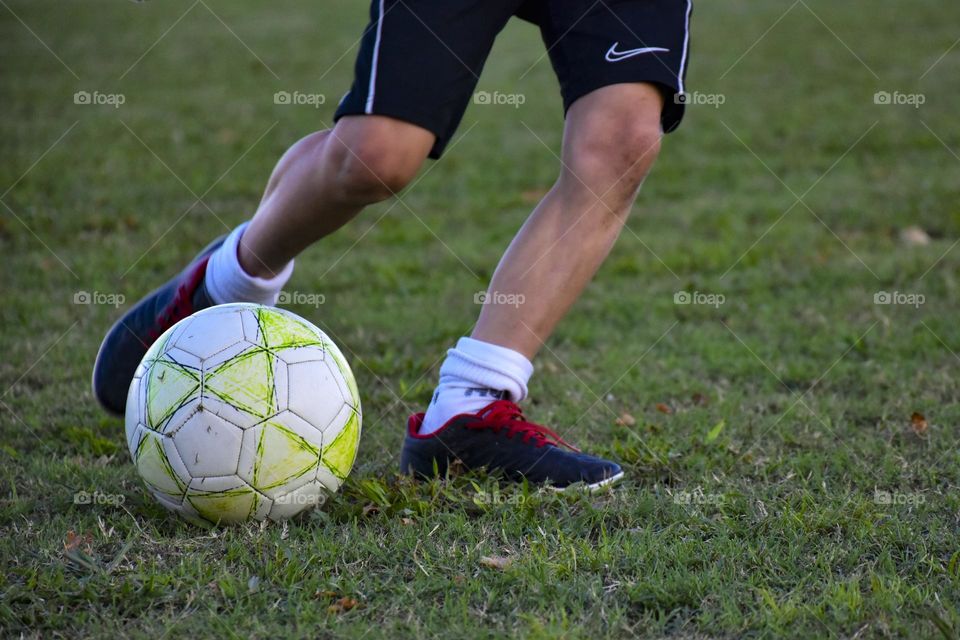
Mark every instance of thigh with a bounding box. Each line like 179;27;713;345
538;0;693;134
334;0;522;159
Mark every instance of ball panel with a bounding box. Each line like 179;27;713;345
273;344;326;365
159;399;202;436
239;306;263;345
268;480;328;520
238;412;323;497
144;357;201;431
323;340;360;410
201;395;270;431
256;306;325;351
149;488;184;512
316;465;342;493
286;360;344;431
163;346;203;371
197;339;251;372
203;347;282;420
321;405;360;480
173;410;244;477
134;428;188;499
125;376;144;451
185;476;270;524
172;306;246;359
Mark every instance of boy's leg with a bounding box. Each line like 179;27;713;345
237;116;434;279
203;116;432;305
471;83;664;357
404;0;691;486
418;83;663;434
93;0;516;415
92;115;433;415
403;84;662;489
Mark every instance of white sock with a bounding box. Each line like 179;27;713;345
420;337;534;435
205;222;294;305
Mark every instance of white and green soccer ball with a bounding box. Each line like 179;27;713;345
124;303;361;525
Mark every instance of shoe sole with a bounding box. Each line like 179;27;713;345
548;470;625;492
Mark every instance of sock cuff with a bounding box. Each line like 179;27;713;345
206;222;294;305
438;337;534;402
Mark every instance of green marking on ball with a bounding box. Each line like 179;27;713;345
257;307;323;351
205;347;277;418
145;359;200;429
187;485;260;524
322;409;360;479
135;433;185;497
324;341;360;408
252;422;321;490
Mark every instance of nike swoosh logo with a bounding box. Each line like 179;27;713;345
605;42;670;62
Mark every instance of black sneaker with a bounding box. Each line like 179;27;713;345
400;399;624;489
91;236;225;415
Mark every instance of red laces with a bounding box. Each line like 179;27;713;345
147;256;210;340
468;400;580;451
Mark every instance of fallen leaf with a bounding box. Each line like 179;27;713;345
64;530;93;554
900;226;931;247
479;555;513;571
655;403;673;415
691;392;709;406
328;596;360;614
910;412;928;436
615;412;636;427
705;420;726;443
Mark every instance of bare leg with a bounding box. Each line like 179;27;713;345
472;83;665;358
237;116;435;278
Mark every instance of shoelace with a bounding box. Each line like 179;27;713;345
468;400;580;451
147;256;210;340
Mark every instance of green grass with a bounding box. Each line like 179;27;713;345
3;0;960;637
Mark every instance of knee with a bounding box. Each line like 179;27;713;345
324;123;428;205
562;118;662;202
327;140;419;204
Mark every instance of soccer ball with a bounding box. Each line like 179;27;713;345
124;303;361;525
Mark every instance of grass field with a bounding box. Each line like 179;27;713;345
3;0;960;637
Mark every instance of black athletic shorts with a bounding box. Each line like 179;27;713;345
334;0;693;159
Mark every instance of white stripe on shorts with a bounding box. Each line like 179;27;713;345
365;0;386;113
